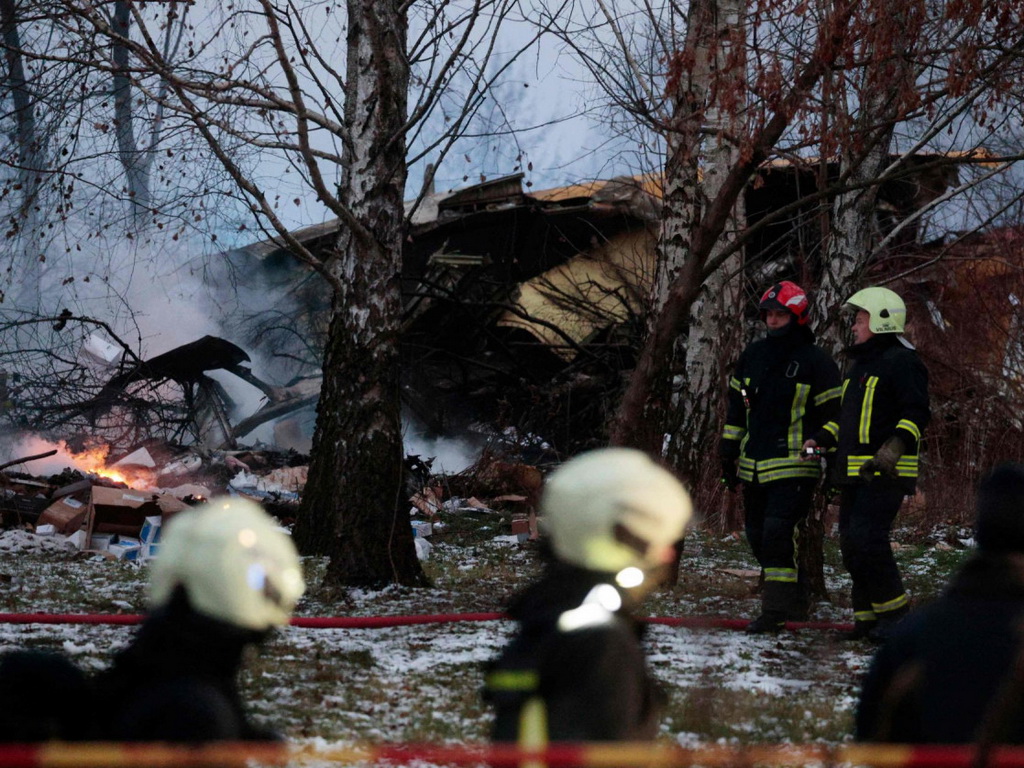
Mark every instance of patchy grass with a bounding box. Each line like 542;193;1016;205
0;517;977;752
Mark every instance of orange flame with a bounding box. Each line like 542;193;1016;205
68;443;154;488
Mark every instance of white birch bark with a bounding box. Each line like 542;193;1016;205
664;0;747;474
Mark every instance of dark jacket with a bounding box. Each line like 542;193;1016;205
484;563;665;742
721;324;841;484
94;588;277;742
815;334;930;490
856;553;1024;743
0;650;95;742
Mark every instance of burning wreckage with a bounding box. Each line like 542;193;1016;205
0;323;541;557
0;158;980;556
0;329;541;557
0;332;319;555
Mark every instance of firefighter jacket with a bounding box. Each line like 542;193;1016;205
93;587;280;742
856;552;1024;743
720;324;841;484
484;562;665;743
813;334;930;490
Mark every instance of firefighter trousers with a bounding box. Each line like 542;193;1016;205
743;479;814;617
838;480;909;622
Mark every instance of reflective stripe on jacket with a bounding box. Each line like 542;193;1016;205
816;334;930;487
720;327;841;484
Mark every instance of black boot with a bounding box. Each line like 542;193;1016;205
763;581;805;624
790;572;811;622
867;605;910;644
835;619;876;641
745;611;786;634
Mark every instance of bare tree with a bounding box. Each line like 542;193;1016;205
10;0;542;586
662;0;747;480
544;0;1024;493
608;0;863;454
0;0;43;308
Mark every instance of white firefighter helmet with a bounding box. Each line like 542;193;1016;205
844;286;906;334
148;496;305;631
540;448;693;573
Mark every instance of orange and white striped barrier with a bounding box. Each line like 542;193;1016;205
0;741;1021;768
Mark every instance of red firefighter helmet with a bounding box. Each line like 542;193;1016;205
759;281;810;326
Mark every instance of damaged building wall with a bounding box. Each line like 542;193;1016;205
8;160;963;459
496;226;657;359
212;159;965;455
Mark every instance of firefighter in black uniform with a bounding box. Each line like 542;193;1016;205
484;448;693;745
857;463;1024;743
720;281;842;633
0;497;305;743
804;286;930;642
94;496;306;741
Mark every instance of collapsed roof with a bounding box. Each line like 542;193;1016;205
223;157;963;450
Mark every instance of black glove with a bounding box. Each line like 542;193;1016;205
721;457;740;491
859;436;906;481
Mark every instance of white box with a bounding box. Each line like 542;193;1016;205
108;537;142;561
411;521;433;538
82;332;124;366
139;516;162;545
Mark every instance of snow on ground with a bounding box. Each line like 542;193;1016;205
0;529;75;555
0;523;969;751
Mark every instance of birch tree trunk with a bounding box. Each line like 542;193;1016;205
294;0;425;586
112;0;151;222
619;0;714;460
665;0;747;482
814;0;920;349
0;0;43;309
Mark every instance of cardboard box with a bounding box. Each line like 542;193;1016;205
411;521;432;538
37;485;190;550
36;496;88;535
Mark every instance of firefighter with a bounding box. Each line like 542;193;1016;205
803;286;930;642
856;463;1024;743
484;447;693;744
719;280;842;633
0;650;95;742
94;496;306;741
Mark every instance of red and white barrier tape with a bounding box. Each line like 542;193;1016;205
0;740;1018;768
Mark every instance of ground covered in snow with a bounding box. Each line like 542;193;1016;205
0;518;975;755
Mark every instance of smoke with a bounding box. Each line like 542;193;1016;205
0;434;100;477
402;413;482;474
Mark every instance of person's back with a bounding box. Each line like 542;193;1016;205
96;496;305;742
487;561;663;741
857;554;1024;742
857;463;1024;742
94;587;277;740
0;650;95;742
484;448;693;744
